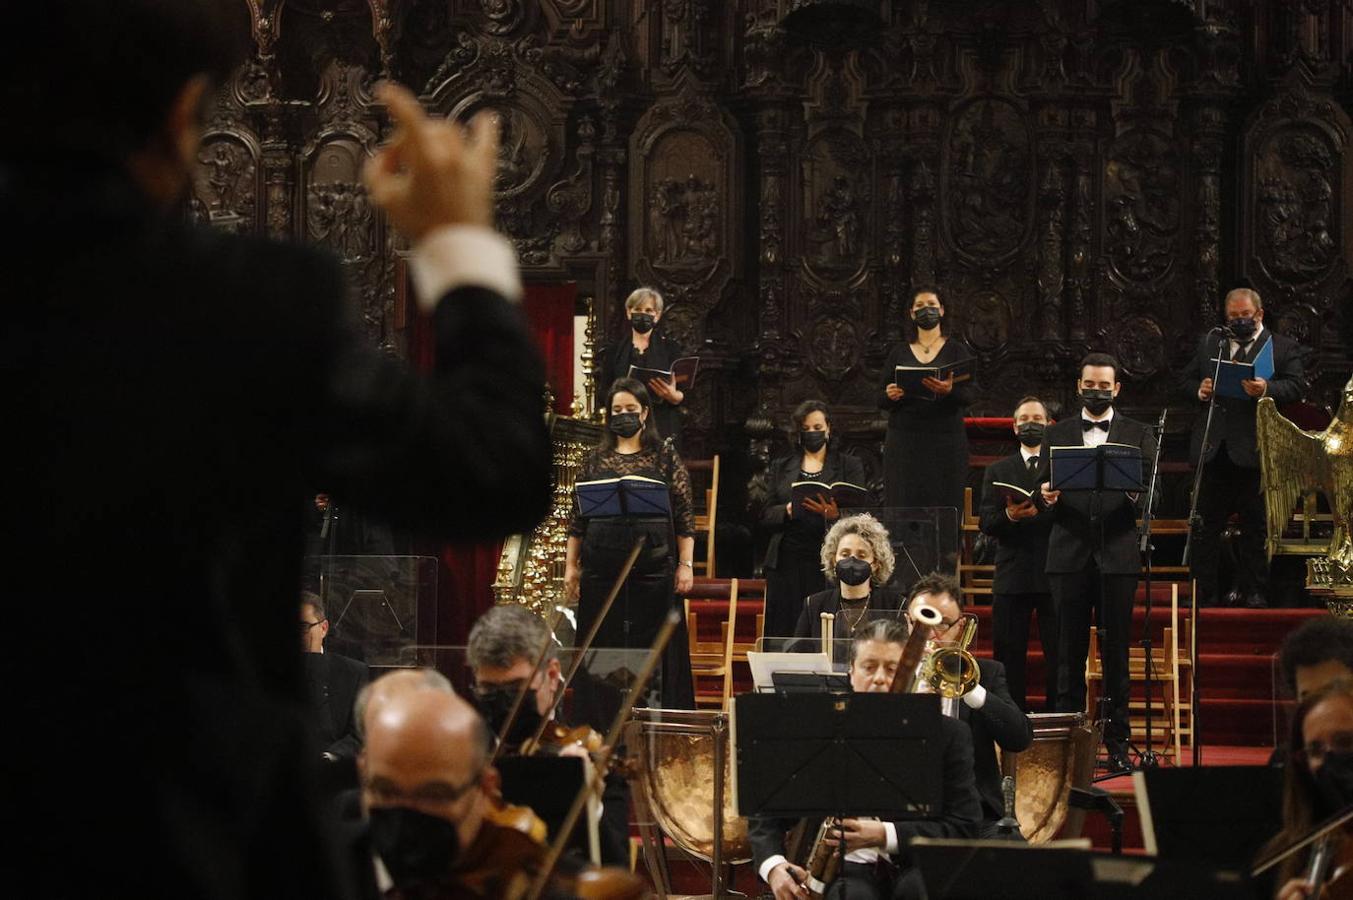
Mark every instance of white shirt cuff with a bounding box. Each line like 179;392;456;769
963;683;988;710
408;225;522;311
883;821;899;855
759;854;789;885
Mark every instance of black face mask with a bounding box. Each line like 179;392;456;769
913;307;942;330
835;557;873;587
1227;317;1257;342
1016;422;1045;447
1080;388;1114;416
800;431;828;453
631;313;655;334
473;685;545;747
368;806;460;889
1314;751;1353;817
608;412;643;438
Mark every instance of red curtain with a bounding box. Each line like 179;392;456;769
412;281;576;646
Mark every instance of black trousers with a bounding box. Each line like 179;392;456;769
991;591;1058;712
1050;568;1137;746
825;860;924;900
1190;448;1267;605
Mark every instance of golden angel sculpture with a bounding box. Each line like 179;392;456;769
1257;375;1353;594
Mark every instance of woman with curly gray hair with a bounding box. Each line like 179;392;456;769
788;513;904;661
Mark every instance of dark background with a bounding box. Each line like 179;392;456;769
185;0;1352;583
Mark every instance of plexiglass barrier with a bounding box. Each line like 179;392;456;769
301;555;438;666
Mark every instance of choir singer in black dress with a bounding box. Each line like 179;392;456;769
565;377;695;707
600;287;686;449
791;513;904;663
879;288;975;516
760;400;868;644
978;396;1058;711
1039;353;1156;772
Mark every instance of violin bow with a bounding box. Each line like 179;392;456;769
1251;805;1353;876
488;603;568;766
522;535;645;753
522;608;680;900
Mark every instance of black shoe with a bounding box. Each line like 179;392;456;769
1243;592;1268;609
1223;589;1243;608
1103;748;1133;774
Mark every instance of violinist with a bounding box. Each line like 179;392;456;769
750;619;982;900
467;604;632;867
356;688;553;899
1265;678;1353;900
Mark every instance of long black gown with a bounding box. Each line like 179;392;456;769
878;338;975;516
570;439;695;708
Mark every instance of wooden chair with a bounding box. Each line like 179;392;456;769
686;455;720;578
685;578;739;709
1085;581;1193;760
959;487;995;600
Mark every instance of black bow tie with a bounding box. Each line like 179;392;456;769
1082;419;1110;433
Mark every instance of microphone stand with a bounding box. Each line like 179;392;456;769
1136;409;1167;769
1181;326;1228;768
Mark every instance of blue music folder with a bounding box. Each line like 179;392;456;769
1211;338;1274;400
575;475;671;517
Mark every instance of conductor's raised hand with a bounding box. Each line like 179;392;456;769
363;82;499;241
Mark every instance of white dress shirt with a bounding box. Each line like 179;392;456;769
1081;408;1114;448
407;225;522;310
758;822;901;888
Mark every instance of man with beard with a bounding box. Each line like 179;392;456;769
1040;353;1156;773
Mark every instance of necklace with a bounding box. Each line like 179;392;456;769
916;335;941;357
839;596;871;633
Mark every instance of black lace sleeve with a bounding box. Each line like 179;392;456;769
663;441;697;537
568;450;600;538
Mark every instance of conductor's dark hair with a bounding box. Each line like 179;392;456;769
1278;617;1353;697
849;618;911;664
790;399;831;438
1078;352;1121;381
2;1;248;162
907;571;964;611
600;377;663;452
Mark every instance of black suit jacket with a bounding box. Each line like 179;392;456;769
1182;329;1307;467
978;451;1054;595
760;450;868;571
962;659;1034;820
748;715;982;877
790;586;904;657
303;652;370;760
1043;412;1156;576
5;168;553;898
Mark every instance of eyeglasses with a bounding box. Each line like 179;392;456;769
300;619;326;631
363;771;483;807
1295;731;1353;766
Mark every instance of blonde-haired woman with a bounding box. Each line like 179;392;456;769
789;513;903;660
600;286;686;448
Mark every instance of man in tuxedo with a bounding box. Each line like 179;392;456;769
301;594;370;791
1183;287;1307;608
1040;353;1156;772
751;618;982;900
904;573;1033;836
978;396;1058;711
4;3;552;896
465;604;631;868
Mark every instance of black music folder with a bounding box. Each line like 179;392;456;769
628;356;700;390
1048;443;1144;492
790;479;870;515
575;475;671;517
893;357;974;401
